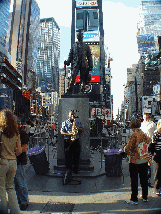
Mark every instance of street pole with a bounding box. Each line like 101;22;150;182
135;77;138;114
64;64;66;94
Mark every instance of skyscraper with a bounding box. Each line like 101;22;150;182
9;0;40;88
36;17;60;93
0;0;11;48
0;0;11;60
138;0;161;50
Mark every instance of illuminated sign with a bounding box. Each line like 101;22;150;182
76;75;100;83
137;34;156;53
83;31;99;42
89;44;101;76
76;1;98;8
76;44;101;83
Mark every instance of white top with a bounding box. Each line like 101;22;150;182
141;121;156;139
30;126;35;134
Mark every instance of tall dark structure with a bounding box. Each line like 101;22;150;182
71;0;105;103
9;0;40;88
0;0;11;61
36;17;60;93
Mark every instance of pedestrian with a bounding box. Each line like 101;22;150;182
25;120;30;136
18;121;24;130
29;123;35;137
124;118;151;204
60;110;83;184
0;109;22;214
51;122;56;142
141;113;156;139
149;119;161;195
14;126;29;210
141;112;157;187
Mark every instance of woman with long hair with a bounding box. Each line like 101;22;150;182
149;119;161;195
0;109;22;214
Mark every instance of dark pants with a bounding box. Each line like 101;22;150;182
155;162;161;190
64;139;81;173
129;162;148;202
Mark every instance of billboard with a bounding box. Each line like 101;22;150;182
75;31;99;42
76;0;98;8
153;84;160;95
76;9;98;32
0;88;12;110
76;44;101;83
83;31;99;42
137;34;156;52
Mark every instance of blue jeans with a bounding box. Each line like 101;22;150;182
14;164;29;205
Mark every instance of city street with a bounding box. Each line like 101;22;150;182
1;0;161;213
22;131;161;214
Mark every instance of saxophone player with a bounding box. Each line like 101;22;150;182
60;111;83;184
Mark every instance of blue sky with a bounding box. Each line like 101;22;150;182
103;0;141;8
10;0;142;118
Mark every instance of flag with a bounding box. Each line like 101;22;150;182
108;58;113;63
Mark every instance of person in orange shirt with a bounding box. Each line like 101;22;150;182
124;118;151;204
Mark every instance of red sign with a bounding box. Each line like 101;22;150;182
76;75;100;83
22;91;30;100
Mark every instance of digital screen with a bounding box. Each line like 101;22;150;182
76;9;98;32
137;34;156;52
89;44;100;76
76;44;101;83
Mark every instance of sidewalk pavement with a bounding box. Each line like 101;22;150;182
22;141;161;214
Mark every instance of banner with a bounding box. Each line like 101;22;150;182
76;1;98;8
137;34;156;52
83;31;99;42
76;44;101;83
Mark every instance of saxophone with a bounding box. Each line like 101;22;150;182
71;119;78;142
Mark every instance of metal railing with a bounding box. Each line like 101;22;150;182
28;132;58;163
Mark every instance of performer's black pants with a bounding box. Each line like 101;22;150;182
64;139;81;173
129;162;148;201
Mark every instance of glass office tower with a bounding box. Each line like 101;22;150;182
0;0;11;48
36;17;60;93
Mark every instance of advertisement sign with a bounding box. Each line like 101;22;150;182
83;31;99;42
0;88;12;110
22;90;30;100
142;96;153;114
105;75;110;83
137;34;156;52
153;84;160;95
76;44;101;83
76;75;100;83
76;1;98;8
105;68;111;75
89;44;100;75
90;107;111;126
125;98;130;106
